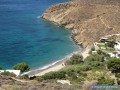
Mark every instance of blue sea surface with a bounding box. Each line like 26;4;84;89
0;0;78;69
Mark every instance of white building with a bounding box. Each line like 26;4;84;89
6;70;21;77
0;70;5;73
108;53;116;58
0;70;21;77
115;41;120;51
108;51;120;58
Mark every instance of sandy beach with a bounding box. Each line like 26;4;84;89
27;46;91;76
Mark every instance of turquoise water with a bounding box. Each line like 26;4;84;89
0;0;78;70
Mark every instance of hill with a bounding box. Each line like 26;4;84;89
42;0;120;47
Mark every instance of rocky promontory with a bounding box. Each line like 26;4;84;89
42;0;120;47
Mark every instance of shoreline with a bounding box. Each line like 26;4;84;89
25;16;91;76
26;46;90;76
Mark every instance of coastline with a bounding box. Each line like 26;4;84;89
26;17;92;77
27;45;90;76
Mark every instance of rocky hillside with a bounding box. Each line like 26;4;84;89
0;76;83;90
42;0;120;47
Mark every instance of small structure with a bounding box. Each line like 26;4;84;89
115;41;120;51
92;51;97;54
57;80;71;85
0;70;4;73
0;70;21;77
108;51;120;58
6;70;21;77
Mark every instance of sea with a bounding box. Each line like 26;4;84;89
0;0;79;70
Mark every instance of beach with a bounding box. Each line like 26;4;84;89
27;46;91;76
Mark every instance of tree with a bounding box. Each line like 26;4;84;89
65;54;83;65
13;62;30;72
107;58;120;72
0;66;2;70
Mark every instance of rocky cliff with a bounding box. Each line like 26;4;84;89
42;0;120;47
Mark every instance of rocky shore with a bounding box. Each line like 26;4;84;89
42;0;120;47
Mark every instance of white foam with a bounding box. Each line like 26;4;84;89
37;16;41;18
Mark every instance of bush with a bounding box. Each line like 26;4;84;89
89;47;95;54
107;58;120;72
19;74;29;80
84;55;105;69
97;50;109;58
13;62;30;72
115;73;120;78
65;54;83;65
106;41;115;48
68;72;77;79
117;79;120;85
62;65;91;75
35;76;44;82
84;55;100;62
97;50;103;55
77;76;85;82
97;76;115;85
41;71;66;80
79;65;92;71
1;71;16;77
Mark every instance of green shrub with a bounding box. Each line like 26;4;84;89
77;76;85;82
106;41;115;48
115;73;120;78
106;58;120;72
117;79;120;85
62;64;91;74
97;76;115;85
1;71;16;77
89;47;95;54
41;71;66;80
13;62;30;72
79;65;92;71
65;54;83;65
84;55;105;69
84;55;100;62
19;74;29;80
97;50;103;55
68;72;77;79
35;76;44;82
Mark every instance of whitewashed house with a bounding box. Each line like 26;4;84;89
6;70;21;77
108;53;116;58
0;70;5;73
115;41;120;51
0;70;21;77
108;51;120;58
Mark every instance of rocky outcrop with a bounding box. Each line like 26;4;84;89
42;0;120;47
